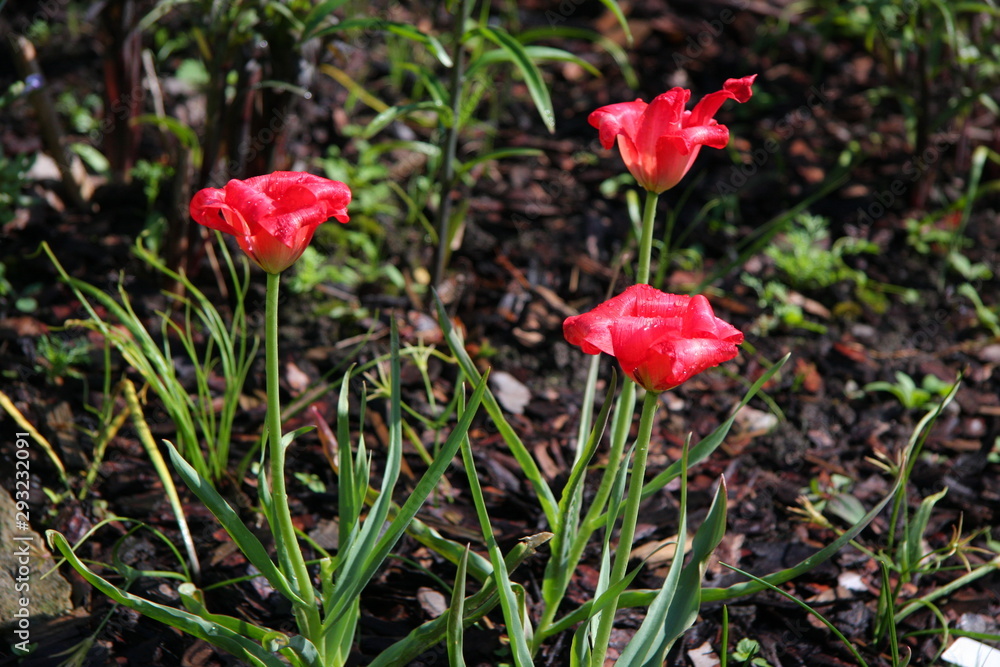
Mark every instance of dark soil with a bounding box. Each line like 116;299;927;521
2;1;999;666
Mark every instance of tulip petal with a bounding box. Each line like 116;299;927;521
633;89;691;192
225;178;277;229
190;187;238;235
609;317;679;389
563;311;615;356
615;134;647;187
565;285;744;393
657;337;740;388
564;284;693;356
266;207;330;248
687;75;756;128
635;88;689;155
190;171;351;274
589;76;755;194
683;295;721;337
662;124;731;155
588;100;647;150
627;284;691;318
245;227;302;275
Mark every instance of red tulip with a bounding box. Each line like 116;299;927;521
589;75;756;194
564;284;743;392
190;171;351;274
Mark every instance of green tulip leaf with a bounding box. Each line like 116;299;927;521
47;531;293;667
469;25;555;133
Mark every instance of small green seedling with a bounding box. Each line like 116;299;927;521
958;283;1000;337
34;333;92;384
732;638;774;667
863;371;956;410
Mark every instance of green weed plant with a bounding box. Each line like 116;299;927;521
44;235;257;485
793;383;1000;665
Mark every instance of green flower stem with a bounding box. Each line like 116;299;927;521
264;272;320;642
539;188;662;652
578;186;660;541
636;189;660;284
533;378;636;648
538;185;663;652
589;389;660;667
572;354;602;465
433;0;475;286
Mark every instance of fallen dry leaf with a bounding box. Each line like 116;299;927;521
490;370;532;414
416;587;448;619
688;641;721;667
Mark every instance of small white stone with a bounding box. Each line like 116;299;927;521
941;637;1000;667
837;570;869;592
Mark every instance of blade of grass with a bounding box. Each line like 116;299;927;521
517;26;637;88
720;605;729;667
164;440;304;606
720;562;870;667
320;64;390;113
364;101;454;138
176;582;290;647
698;168;852;290
545;457;905;636
447;546;470;667
322;326;407;628
887;379;962;553
638;354;789;504
300;0;351;41
334;368;360;553
466;45;601;78
537;371;617;639
469;25;555;133
584;354;789;533
902;486;948;576
0;389;69;489
321;360;489;629
455;147;544;177
596;0;632;44
312;401;496;581
625;471;727;664
435;294;559;527
894;554;1000;624
47;531;294;667
459;405;534;667
876;557;900;661
121;380;201;579
46;242;209;479
367;534;551;667
312;19;452;66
